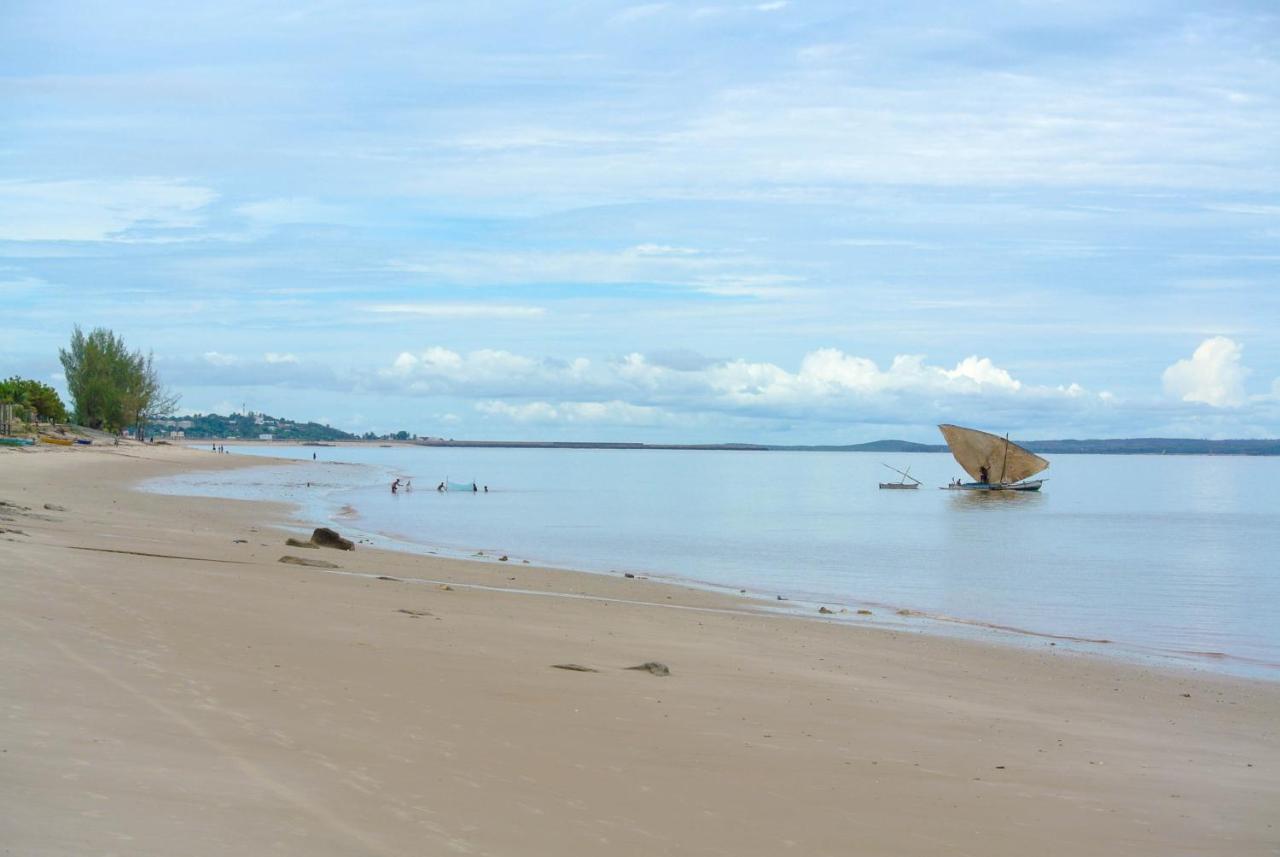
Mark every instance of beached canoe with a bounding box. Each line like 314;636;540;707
0;437;35;446
74;438;92;445
39;436;76;446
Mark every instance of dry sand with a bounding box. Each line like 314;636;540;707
1;442;1277;856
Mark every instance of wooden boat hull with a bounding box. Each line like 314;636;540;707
0;437;35;446
39;436;75;446
879;483;918;489
73;438;92;445
943;479;1044;492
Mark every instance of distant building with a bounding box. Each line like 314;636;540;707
168;430;186;439
258;433;274;441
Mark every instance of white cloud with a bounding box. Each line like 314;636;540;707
236;197;347;226
0;179;216;241
364;303;546;318
478;399;668;425
631;244;700;257
692;273;807;298
264;352;298;364
203;351;239;366
1162;336;1249;407
376;345;1091;422
385;245;777;296
612;3;670;24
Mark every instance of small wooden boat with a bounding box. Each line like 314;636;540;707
73;438;92;445
39;436;75;446
938;424;1048;492
0;437;35;446
944;478;1044;492
879;463;921;490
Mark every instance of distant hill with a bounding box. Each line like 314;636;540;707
768;437;1280;455
148;412;356;442
138;416;1280;455
765;439;946;453
417;437;1280;455
1020;438;1280;456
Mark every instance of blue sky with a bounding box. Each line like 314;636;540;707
2;1;1277;442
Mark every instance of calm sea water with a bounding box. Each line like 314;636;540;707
148;445;1280;678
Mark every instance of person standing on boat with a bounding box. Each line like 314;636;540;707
978;466;989;484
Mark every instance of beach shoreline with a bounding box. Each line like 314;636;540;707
155;442;1280;680
2;441;1278;855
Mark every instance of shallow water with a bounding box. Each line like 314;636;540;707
148;445;1280;679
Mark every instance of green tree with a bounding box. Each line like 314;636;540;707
121;350;181;440
58;326;179;434
0;376;69;423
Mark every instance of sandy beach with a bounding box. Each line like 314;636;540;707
1;442;1277;856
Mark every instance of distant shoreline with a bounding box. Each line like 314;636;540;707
182;437;1280;456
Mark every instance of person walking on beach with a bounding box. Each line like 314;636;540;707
391;479;400;494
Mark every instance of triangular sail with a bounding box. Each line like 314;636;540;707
938;424;1048;484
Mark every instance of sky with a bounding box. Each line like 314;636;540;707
2;0;1278;443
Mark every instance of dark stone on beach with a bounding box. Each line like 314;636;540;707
278;555;340;569
624;572;636;579
625;662;670;677
398;608;430;617
499;555;508;561
285;537;318;549
857;609;873;616
232;539;248;544
776;595;787;601
552;663;598;672
311;527;354;551
43;503;67;512
818;606;835;614
376;575;400;581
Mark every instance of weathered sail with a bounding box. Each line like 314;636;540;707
938;424;1049;484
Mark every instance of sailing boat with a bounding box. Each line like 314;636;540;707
879;463;921;490
938;424;1048;491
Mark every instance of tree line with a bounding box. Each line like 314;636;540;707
0;376;68;423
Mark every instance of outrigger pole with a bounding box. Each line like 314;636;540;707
881;463;922;485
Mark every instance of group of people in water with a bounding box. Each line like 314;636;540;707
210;444;229;454
391;478;488;494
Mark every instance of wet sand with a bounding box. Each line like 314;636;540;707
2;442;1277;855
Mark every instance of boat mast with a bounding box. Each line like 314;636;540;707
999;434;1010;484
